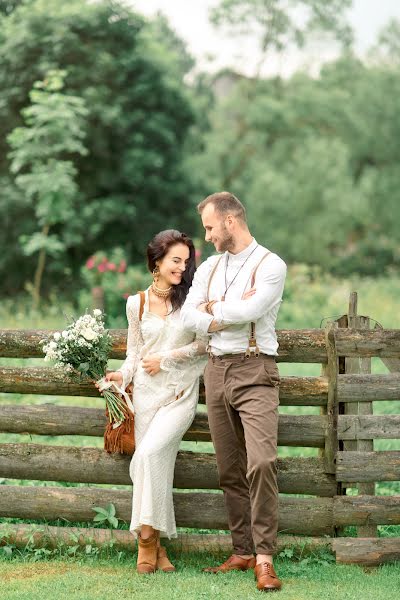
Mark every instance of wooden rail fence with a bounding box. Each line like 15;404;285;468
0;294;399;565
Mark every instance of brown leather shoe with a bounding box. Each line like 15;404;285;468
157;546;176;572
203;554;256;573
137;533;158;574
254;562;282;592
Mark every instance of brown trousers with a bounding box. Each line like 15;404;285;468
204;354;280;555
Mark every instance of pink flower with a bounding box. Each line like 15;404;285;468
195;249;202;259
86;257;95;270
101;256;108;264
122;293;130;299
107;262;117;271
97;263;107;273
118;260;127;273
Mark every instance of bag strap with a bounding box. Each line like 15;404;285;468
138;291;145;321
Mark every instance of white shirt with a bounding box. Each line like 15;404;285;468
180;238;287;356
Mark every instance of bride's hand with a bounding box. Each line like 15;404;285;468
95;371;123;389
142;355;161;376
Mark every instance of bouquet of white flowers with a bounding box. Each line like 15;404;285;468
42;309;132;424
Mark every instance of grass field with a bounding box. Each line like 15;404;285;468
0;553;399;600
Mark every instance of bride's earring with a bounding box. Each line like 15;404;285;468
152;265;160;284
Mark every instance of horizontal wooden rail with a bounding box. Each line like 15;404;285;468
0;524;331;554
0;329;328;362
337;373;400;402
2;328;400;361
0;443;336;496
0;404;326;447
336;451;400;482
333;538;400;566
333;495;400;526
0;367;329;406
338;415;400;440
1;486;399;534
0;485;334;535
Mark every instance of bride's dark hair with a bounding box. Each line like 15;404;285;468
147;229;196;312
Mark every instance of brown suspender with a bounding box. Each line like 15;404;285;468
246;251;270;357
206;256;224;302
207;251;271;358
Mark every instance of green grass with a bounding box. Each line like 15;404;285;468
0;553;399;600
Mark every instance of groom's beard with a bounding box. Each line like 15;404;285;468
216;224;235;253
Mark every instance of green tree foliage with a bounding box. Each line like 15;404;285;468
190;55;400;275
8;70;88;307
0;0;195;295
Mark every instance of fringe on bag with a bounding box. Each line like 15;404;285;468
104;384;135;455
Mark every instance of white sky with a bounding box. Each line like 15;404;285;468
129;0;400;77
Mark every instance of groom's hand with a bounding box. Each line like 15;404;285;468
142;354;161;376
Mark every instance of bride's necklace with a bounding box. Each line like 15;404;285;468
151;282;172;299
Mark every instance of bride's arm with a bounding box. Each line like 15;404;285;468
158;333;208;371
116;295;143;389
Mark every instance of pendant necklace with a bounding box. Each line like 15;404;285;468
222;244;259;301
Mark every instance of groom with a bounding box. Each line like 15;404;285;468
181;192;286;592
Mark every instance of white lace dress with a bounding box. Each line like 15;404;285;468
117;289;208;539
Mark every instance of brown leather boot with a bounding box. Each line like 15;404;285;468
137;532;158;574
254;561;282;592
157;546;176;572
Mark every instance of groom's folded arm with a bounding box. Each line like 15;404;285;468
181;259;215;334
212;258;287;325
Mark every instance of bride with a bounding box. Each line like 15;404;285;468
105;230;207;574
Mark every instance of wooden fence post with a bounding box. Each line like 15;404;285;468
323;323;339;475
342;292;376;537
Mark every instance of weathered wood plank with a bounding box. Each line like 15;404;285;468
2;328;400;360
324;324;339;474
0;443;336;496
333;538;400;566
343;301;375;537
0;329;328;362
333;495;400;526
0;404;326;447
0;367;329;406
338;415;400;440
0;485;334;535
337;373;400;402
0;524;332;554
336;451;400;482
334;328;400;358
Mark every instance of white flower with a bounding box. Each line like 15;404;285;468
82;328;97;341
49;341;57;350
62;330;68;338
93;309;102;316
53;332;61;341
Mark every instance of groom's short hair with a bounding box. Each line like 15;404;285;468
197;191;247;223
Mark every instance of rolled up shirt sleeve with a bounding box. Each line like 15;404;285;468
212;256;287;325
181;257;216;335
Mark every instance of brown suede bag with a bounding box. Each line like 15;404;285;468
104;291;145;456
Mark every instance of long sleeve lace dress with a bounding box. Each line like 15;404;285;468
117;290;208;539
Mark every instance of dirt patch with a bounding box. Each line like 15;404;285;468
1;563;71;582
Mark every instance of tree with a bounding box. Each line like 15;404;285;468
0;0;26;16
210;0;353;76
0;0;196;295
8;70;88;307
